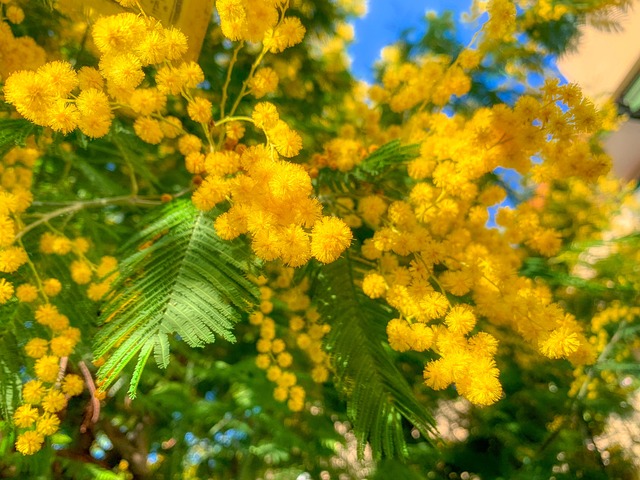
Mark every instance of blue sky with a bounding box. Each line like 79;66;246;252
348;0;474;81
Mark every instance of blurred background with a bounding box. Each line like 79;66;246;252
350;0;640;180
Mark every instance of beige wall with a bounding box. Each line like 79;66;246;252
557;2;640;180
557;3;640;102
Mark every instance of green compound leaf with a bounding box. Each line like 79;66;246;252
317;251;436;459
94;199;259;397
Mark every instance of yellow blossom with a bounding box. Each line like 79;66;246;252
50;336;75;357
25;338;49;359
252;102;279;130
61;374;84;396
540;327;581;359
35;356;60;383
187;97;213;124
0;278;14;303
15;430;44;455
42;278;62;297
0;246;28;273
22;380;46;405
42;389;67;413
268;121;303;158
362;273;387;299
311;217;352;263
134;117;164;144
36;413;60;436
249;67;279;98
13;404;40;428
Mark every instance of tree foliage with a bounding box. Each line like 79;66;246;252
0;0;639;478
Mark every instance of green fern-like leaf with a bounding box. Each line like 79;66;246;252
0;331;23;422
58;457;122;480
94;200;259;397
317;251;435;459
316;140;419;196
0;118;37;156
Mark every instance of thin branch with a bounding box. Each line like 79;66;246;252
17;196;163;240
220;42;244;119
534;320;629;457
79;361;100;430
55;356;69;387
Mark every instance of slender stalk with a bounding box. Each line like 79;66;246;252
227;46;269;119
220;43;244;119
79;361;100;430
215;116;255;127
19;236;49;303
16;196;162;240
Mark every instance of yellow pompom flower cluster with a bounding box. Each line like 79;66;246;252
0;10;45;81
216;0;279;42
0;140;107;455
315;137;368;173
484;0;517;42
13;369;84;454
15;299;84;454
4;61;107;136
380;56;473;112
39;231;118;301
0;146;40;303
11;220;117;455
3;9;191;140
192;133;351;266
216;0;305;53
569;303;640;401
249;67;279;98
250;267;332;411
307;19;615;406
526;176;638;244
86;256;119;301
520;0;627;32
251;279;305;412
8;178;89;454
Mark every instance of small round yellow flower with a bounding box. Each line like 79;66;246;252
34;355;60;383
36;413;60;436
134;117;164;144
255;354;270;369
6;6;25;24
311;366;329;383
311;217;352;263
43;278;62;297
271;339;286;354
266;366;282;382
50;336;75;357
15;430;44;455
445;305;477;335
362;273;387;299
0;246;28;273
273;386;288;402
276;352;293;368
42;389;67;413
23;380;46;405
70;261;92;285
13;404;40;428
0;278;14;303
25;338;49;359
187;97;212;124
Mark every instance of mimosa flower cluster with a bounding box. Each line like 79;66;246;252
0;141;122;454
1;0;635;468
250;267;331;412
309;0;616;406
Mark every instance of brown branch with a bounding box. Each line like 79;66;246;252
78;361;100;431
